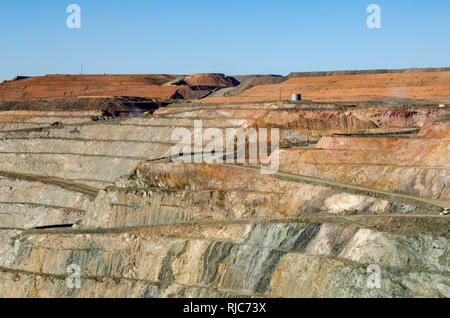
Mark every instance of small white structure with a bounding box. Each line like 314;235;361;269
291;94;302;101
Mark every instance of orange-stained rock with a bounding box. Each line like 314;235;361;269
418;121;450;137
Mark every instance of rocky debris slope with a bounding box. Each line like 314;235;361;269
0;101;448;298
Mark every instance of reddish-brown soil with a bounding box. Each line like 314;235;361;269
0;73;241;102
0;74;180;101
181;73;238;89
2;71;449;104
200;71;450;104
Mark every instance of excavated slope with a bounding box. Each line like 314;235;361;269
0;101;448;298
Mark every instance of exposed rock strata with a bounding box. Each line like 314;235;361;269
0;99;448;298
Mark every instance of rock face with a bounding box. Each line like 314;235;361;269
0;75;449;298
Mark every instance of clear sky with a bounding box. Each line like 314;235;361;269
0;0;449;81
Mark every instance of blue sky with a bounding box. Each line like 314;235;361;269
0;0;449;81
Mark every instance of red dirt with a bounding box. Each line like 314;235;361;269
200;71;450;103
0;73;241;102
0;74;181;101
2;71;450;104
182;73;238;88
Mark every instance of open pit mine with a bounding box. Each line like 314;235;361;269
0;69;448;298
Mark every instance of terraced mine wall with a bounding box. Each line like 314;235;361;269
0;100;448;297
